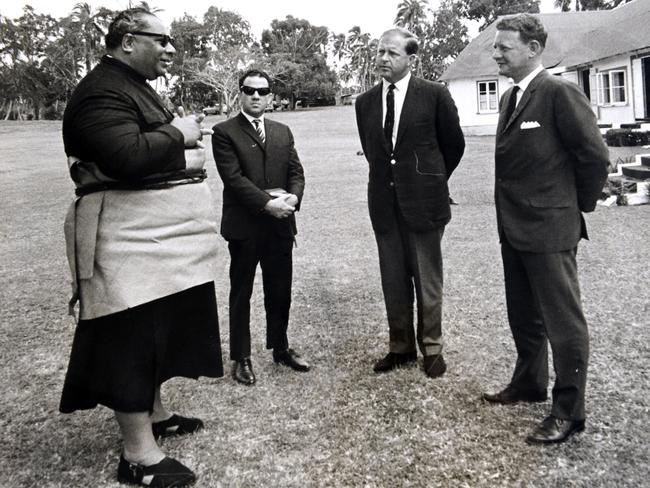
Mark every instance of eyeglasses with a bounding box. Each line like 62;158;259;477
240;86;271;96
129;31;176;48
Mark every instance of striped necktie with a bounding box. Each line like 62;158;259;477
253;119;265;143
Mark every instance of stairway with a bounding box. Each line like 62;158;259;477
621;155;650;180
603;153;650;206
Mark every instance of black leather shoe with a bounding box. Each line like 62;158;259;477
273;348;310;372
373;351;417;373
423;354;447;378
232;358;256;385
152;414;204;440
526;415;585;444
483;386;547;405
117;455;196;487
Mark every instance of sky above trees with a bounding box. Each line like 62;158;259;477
0;0;559;38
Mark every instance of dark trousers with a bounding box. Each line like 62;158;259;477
501;238;589;420
228;228;293;361
374;206;445;357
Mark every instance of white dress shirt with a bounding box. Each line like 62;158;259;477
513;65;544;107
382;71;411;148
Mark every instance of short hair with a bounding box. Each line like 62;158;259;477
105;8;156;50
496;13;547;48
239;69;273;91
380;27;419;55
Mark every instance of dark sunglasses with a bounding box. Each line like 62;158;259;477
129;31;176;47
240;86;271;96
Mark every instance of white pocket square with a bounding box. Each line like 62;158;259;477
520;121;541;130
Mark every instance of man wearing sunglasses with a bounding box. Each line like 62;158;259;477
212;69;309;387
60;8;221;487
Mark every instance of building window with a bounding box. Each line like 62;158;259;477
477;80;498;113
597;69;627;106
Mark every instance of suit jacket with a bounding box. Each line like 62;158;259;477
63;55;186;181
212;113;305;240
355;76;465;234
495;70;609;253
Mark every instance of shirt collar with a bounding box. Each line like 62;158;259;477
241;111;265;124
383;71;411;92
515;65;544;93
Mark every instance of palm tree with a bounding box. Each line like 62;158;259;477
394;0;429;35
71;3;106;73
128;1;164;13
347;26;378;91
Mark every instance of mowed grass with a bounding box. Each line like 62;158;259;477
0;106;648;487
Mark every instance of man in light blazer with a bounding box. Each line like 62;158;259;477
355;28;465;378
483;14;609;444
212;69;309;386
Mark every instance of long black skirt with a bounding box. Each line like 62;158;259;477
60;282;223;413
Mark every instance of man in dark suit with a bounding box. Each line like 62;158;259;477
212;69;309;386
483;14;609;444
355;28;465;378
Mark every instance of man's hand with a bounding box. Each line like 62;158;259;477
170;106;214;148
264;194;296;219
184;143;206;170
284;193;298;208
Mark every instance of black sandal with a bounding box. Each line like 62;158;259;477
117;455;196;487
152;414;204;440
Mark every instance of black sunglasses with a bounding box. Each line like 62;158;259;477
240;86;271;96
129;31;176;47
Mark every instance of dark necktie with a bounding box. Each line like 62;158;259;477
253;119;265;143
384;84;396;152
503;85;519;123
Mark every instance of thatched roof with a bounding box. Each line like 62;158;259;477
440;0;650;81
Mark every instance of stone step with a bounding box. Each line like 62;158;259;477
622;164;650;180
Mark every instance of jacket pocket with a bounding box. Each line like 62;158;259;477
413;149;444;176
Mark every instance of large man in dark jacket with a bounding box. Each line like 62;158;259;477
212;69;309;386
483;14;609;445
60;8;220;487
355;28;465;378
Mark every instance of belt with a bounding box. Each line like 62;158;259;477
74;169;207;197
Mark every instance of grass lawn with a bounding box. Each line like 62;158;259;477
0;106;648;487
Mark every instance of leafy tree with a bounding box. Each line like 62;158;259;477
459;0;541;30
0;6;58;119
203;7;253;48
554;0;632;10
169;8;259;114
419;0;469;79
262;16;338;107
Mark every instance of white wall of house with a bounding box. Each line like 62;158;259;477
447;76;515;135
593;54;636;125
631;57;646;119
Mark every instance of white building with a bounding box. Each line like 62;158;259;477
440;0;650;135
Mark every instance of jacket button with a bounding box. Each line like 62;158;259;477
389;182;394;187
390;159;396;165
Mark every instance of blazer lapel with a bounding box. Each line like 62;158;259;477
367;84;389;152
237;113;266;151
502;70;547;133
497;88;516;134
394;76;417;150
